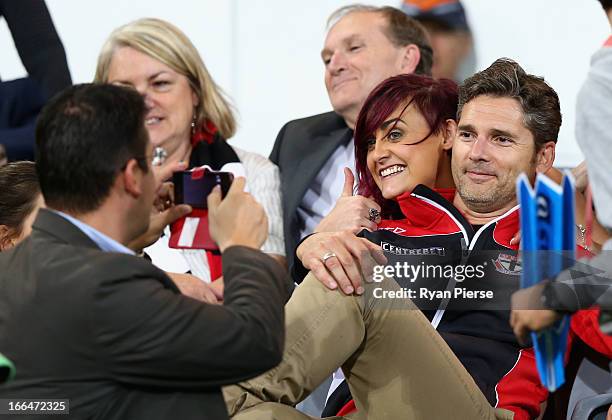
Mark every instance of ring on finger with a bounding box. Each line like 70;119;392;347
368;208;380;222
321;251;337;263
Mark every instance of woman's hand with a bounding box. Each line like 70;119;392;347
315;168;381;234
571;161;588;194
169;272;223;304
129;161;192;252
510;309;561;346
209;277;224;302
510;283;561;346
296;231;387;295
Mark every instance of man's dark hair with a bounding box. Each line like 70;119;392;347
598;0;612;12
35;83;148;214
457;58;562;151
328;4;433;76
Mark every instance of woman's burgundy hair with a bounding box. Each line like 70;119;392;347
354;73;458;218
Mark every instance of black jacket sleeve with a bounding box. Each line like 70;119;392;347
92;246;291;390
542;252;612;313
0;0;72;97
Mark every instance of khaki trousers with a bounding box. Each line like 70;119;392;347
223;274;514;420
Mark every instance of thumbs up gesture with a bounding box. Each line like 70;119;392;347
314;167;381;234
297;168;386;294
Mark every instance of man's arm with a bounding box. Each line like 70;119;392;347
93;247;289;390
93;177;291;389
511;247;612;343
541;250;612;313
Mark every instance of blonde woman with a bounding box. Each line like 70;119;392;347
95;18;285;283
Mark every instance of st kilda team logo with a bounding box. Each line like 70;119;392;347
492;253;522;276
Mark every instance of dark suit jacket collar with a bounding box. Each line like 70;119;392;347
288;120;353;219
33;208;101;250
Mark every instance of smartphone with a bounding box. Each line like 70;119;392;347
173;170;234;209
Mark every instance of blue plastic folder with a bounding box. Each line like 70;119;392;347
516;173;574;391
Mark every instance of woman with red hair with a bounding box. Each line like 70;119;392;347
297;73;458;291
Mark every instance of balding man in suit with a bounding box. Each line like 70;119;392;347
270;4;432;279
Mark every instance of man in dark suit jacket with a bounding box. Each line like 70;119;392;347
0;84;289;420
269;5;433;276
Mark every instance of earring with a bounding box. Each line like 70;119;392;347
191;113;197;136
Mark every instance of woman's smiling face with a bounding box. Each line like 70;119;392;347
107;46;198;152
366;101;451;199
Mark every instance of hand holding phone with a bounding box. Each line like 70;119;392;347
207;177;268;252
173;168;234;209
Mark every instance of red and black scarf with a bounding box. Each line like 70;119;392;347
189;121;240;281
